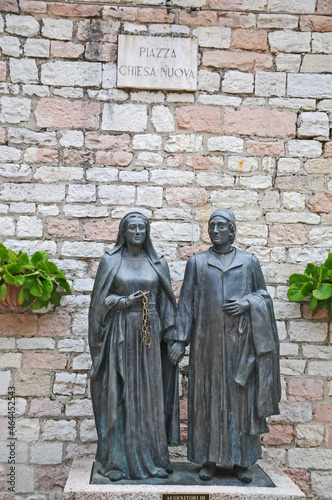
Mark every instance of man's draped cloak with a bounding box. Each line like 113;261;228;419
174;248;280;467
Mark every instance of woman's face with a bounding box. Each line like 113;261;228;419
125;217;147;246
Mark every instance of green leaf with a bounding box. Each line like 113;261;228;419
30;278;43;297
31;299;48;310
22;277;34;289
18;252;30;267
41;279;53;294
309;295;318;311
57;279;71;295
318;299;329;310
47;262;59;275
31;251;44;266
7;249;18;262
324;252;332;270
3;273;16;285
0;283;8;301
14;275;24;287
36;261;49;273
305;263;319;278
51;287;61;307
7;263;22;275
287;282;305;302
0;248;9;261
301;282;314;297
289;274;311;284
313;283;332;300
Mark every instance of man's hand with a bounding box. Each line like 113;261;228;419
168;341;186;366
223;299;249;316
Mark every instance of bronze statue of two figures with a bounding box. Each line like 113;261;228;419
88;209;281;485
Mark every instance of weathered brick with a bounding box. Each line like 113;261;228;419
179;10;218;27
222;70;253;94
284;470;309;495
288;378;325;402
317;0;332;13
96;150;133;167
203;50;272;71
275;54;301;72
324;142;332;157
46;219;79;239
76;19;120;43
6;14;39;37
314;404;332;423
232;29;267;51
102;103;147;132
61;241;104;258
268;0;316;13
193;26;231;49
35;98;100;129
9;58;38;83
137;8;174;23
165;187;206;207
269;31;311;53
211;0;267;9
175;106;221;133
29;398;63;417
263;424;293;445
288;74;332;98
23;353;67;370
36;464;70;490
0;62;6;82
218;12;256;28
300;15;332;32
103;6;137;21
50;41;84;59
308;193;332;213
0;314;37;337
289;449;332;470
50;2;100;17
15;370;50;397
257;14;299;29
298;111;329;139
287;140;322;158
224;108;296;138
42;18;73;40
301;54;332;73
247;140;285;156
85;42;116;62
84;220;119;241
0;0;19;12
20;0;47;14
31;442;63;464
255;72;286;97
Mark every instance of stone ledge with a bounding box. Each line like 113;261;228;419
64;458;305;500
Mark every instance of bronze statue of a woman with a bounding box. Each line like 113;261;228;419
89;212;179;481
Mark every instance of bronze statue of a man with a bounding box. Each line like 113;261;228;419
169;209;280;483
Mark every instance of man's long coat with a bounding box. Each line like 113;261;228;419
175;248;280;467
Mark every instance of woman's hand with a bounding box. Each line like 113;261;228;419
168;341;186;366
223;299;249;316
126;290;149;308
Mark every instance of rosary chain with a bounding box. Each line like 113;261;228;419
141;290;152;348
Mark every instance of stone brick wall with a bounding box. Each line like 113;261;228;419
0;0;331;497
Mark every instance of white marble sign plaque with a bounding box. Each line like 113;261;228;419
117;35;198;91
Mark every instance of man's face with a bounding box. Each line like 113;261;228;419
125;217;147;246
208;216;231;249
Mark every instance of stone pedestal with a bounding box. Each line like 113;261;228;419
64;458;305;500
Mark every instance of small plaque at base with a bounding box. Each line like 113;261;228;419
161;496;210;500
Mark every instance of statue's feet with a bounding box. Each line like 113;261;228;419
199;462;216;481
165;463;173;474
106;470;126;482
234;465;253;484
155;468;169;479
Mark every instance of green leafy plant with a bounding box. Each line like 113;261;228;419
0;243;71;310
287;252;332;320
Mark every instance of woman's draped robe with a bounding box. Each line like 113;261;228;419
88;249;179;479
174;248;280;467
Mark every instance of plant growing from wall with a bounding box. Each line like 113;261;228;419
0;243;71;310
287;252;332;319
